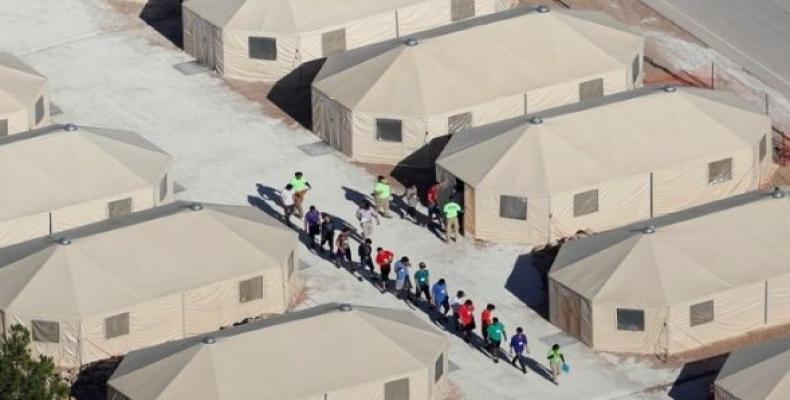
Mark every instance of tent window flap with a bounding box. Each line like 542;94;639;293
579;78;604;101
451;0;476;21
632;55;641;84
500;195;527;220
35;96;45;125
448;112;472;134
239;276;264;303
108;198;133;218
690;300;714;327
322;29;346;57
708;158;733;184
105;312;130;339
759;135;767;161
435;353;444;382
32;320;59;343
616;308;644;331
0;119;7;136
376;118;402;142
249;37;277;60
573;189;599;217
159;174;168;203
384;377;410;400
287;250;295;279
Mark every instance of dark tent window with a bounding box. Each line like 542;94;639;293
35;96;45;125
616;308;644;331
448;112;472;134
0;119;7;136
690;300;714;327
451;0;475;21
708;158;733;184
239;276;264;303
287;250;295;279
105;312;130;339
376;118;402;142
500;195;527;220
108;198;133;218
384;378;410;400
32;320;60;343
632;55;641;84
159;174;168;203
573;189;599;217
579;78;604;101
759;135;767;161
249;37;277;60
322;29;346;57
435;353;444;382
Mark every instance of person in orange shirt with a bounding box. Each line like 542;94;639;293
458;299;476;343
481;304;496;344
375;247;394;292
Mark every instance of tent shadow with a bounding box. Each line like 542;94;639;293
504;254;549;320
267;59;325;130
667;353;728;400
70;357;123;400
139;0;184;48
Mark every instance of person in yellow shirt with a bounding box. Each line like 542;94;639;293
372;175;392;218
442;200;462;242
289;171;311;217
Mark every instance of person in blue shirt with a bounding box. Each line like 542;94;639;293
431;279;449;319
509;327;529;374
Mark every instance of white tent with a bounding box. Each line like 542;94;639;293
714;335;790;400
313;6;644;164
182;0;509;82
0;124;174;248
0;52;50;136
436;87;772;244
107;303;448;400
0;202;302;368
549;189;790;357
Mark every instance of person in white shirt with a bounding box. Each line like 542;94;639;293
450;290;466;332
355;201;380;239
281;184;296;225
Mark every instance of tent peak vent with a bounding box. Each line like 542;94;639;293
536;5;550;13
338;303;353;312
63;123;78;132
202;336;216;345
404;38;418;47
641;225;657;234
771;187;786;199
57;237;72;245
189;203;204;211
663;86;677;93
529;116;544;125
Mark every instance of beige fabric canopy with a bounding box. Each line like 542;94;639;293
183;0;508;82
0;52;50;135
0;124;173;248
0;202;301;368
107;303;448;400
548;190;790;356
436;86;772;244
313;6;644;164
714;335;790;400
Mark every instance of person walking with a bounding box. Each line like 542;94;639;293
547;344;566;385
403;183;421;224
431;279;450;319
394;257;412;300
355;201;379;240
373;175;392;218
281;184;296;225
375;247;394;292
458;299;476;343
335;227;352;267
426;181;442;225
442;199;463;242
289;172;312;217
319;213;335;255
481;304;496;344
509;327;529;374
357;238;375;275
304;206;321;250
414;262;431;303
450;290;466;331
486;317;507;363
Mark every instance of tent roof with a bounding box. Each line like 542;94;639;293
0;124;172;221
715;335;790;400
0;52;46;115
437;86;769;194
108;303;447;400
184;0;434;32
313;7;642;115
550;189;790;306
0;202;297;317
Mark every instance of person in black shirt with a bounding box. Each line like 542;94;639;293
319;213;335;255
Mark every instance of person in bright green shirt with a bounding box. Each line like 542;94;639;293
442;200;462;242
373;175;392;217
414;262;430;302
289;171;311;217
486;318;507;363
547;344;566;385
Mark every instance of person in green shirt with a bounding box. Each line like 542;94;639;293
486;317;507;363
414;262;431;303
289;171;312;217
442;200;463;242
547;343;566;385
373;175;392;218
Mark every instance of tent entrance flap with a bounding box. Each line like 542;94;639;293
464;184;475;236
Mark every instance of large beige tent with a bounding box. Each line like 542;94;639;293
436;87;772;245
0;124;173;248
548;189;790;357
714;336;790;400
312;6;644;164
107;303;448;400
0;202;302;368
0;52;50;135
182;0;509;82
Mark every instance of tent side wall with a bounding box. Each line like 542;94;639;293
5;313;81;368
1;109;30;135
472;185;552;244
0;88;49;135
590;303;670;355
0;211;50;248
313;89;354;157
767;273;790;325
652;147;758;216
183;9;224;73
526;68;632;115
548;279;594;347
51;188;156;233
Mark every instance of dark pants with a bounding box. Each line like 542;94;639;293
428;204;442;222
463;322;475;342
283;205;294;224
488;340;502;359
320;233;334;253
512;353;526;371
436;298;450;316
359;255;374;273
336;247;351;264
415;284;431;301
482;322;490;343
308;225;320;247
379;264;391;288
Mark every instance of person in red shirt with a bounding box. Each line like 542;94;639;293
458;299;476;343
426;181;441;226
375;247;394;292
481;303;496;344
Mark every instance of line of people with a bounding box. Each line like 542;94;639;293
278;172;569;384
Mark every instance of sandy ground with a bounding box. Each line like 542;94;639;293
2;0;763;399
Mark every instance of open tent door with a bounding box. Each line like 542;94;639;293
464;184;475;237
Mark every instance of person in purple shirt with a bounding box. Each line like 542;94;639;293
509;327;529;374
303;206;321;250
